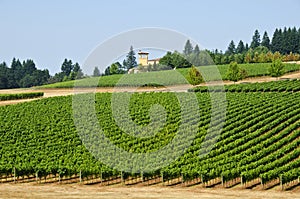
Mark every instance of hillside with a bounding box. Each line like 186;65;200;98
1;83;300;191
39;63;300;88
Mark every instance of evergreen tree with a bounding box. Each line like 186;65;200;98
23;59;37;75
0;62;8;89
10;58;23;88
291;27;299;54
183;40;193;55
271;28;283;53
298;28;300;53
61;58;73;76
194;44;200;55
125;46;137;70
245;43;249;52
250;29;261;49
186;66;203;85
236;40;245;54
261;31;271;49
226;40;236;55
93;67;101;77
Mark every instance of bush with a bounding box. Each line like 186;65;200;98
0;92;44;101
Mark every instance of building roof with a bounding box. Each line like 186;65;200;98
148;58;161;61
138;50;149;55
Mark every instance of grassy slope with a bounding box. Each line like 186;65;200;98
39;63;300;88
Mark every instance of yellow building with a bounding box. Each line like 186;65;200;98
138;50;160;66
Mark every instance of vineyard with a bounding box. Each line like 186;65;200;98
189;79;300;92
1;86;300;191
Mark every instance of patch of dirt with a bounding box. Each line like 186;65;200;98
0;71;300;106
0;184;299;199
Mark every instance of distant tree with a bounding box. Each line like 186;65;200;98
23;59;37;75
104;66;110;76
93;67;101;77
226;40;236;55
70;62;84;79
183;40;193;55
61;58;73;76
236;40;245;54
109;62;122;74
186;66;203;85
0;62;8;89
226;61;247;82
250;29;261;49
245;43;249;52
10;58;23;87
125;46;137;70
269;58;284;77
271;28;283;53
159;51;192;68
19;74;35;88
194;44;200;55
261;31;271;49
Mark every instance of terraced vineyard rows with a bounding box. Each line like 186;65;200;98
0;90;300;190
189;79;300;92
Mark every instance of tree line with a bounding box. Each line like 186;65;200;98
0;58;84;89
210;27;300;65
0;58;50;89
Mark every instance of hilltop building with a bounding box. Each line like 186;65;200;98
138;51;160;66
128;50;161;74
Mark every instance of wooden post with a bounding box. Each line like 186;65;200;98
13;167;16;183
141;171;144;183
161;171;164;186
280;175;283;191
121;171;124;185
59;174;61;183
36;172;38;183
79;170;82;183
201;174;205;188
100;170;103;184
241;175;243;187
260;178;264;189
221;175;224;187
181;173;184;185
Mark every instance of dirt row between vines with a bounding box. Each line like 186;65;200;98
1;183;300;199
0;71;300;106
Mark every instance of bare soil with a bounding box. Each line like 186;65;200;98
0;183;299;199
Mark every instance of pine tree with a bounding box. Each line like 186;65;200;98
194;44;200;55
236;40;245;54
261;31;271;50
250;29;261;49
226;40;236;55
245;43;249;52
183;40;193;55
61;58;73;76
271;28;283;53
186;66;203;85
125;46;137;70
291;27;299;54
93;67;101;77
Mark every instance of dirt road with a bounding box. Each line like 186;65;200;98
0;184;299;199
0;71;299;106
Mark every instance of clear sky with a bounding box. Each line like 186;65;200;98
1;0;300;74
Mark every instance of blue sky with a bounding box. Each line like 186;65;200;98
0;0;300;74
